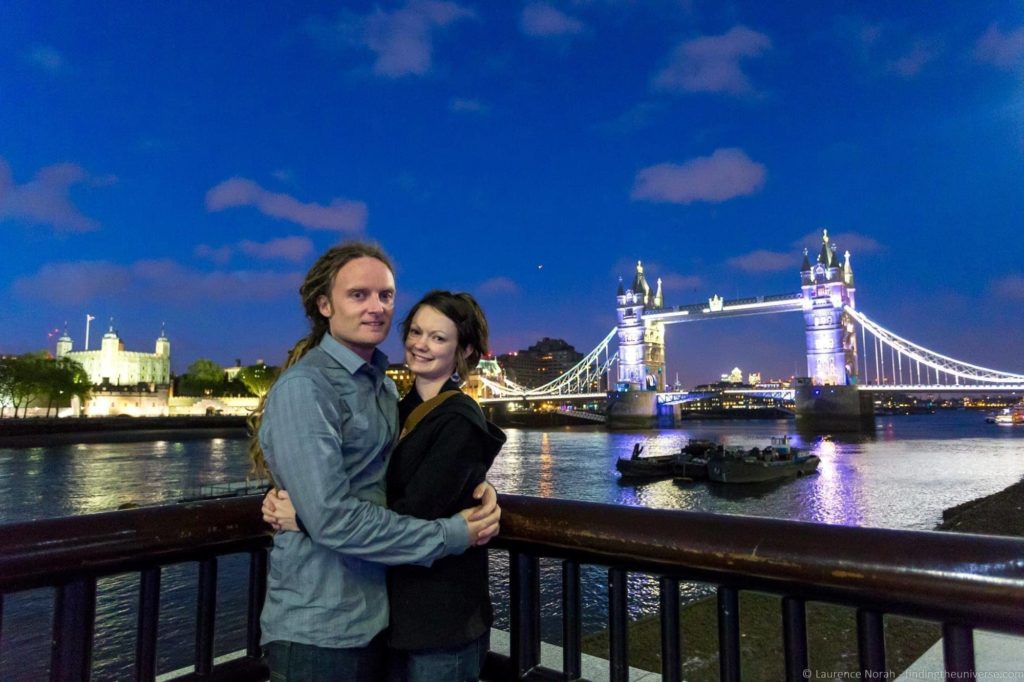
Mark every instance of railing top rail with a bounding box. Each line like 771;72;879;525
0;496;270;592
3;493;1023;634
492;494;1024;633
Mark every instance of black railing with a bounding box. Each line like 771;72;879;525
1;495;1023;681
0;497;271;682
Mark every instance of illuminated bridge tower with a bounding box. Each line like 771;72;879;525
609;262;667;427
800;230;858;385
615;261;666;390
796;230;872;429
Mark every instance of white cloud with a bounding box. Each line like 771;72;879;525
520;3;585;38
726;250;794;273
477;276;520;295
13;259;302;305
26;45;65;73
0;158;109;232
888;40;940;78
238;236;315;262
975;23;1024;70
206;178;367;232
991;274;1024;299
317;0;475;78
653;26;771;96
793;231;882;256
631;148;766;204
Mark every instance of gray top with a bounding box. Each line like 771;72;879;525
258;332;470;648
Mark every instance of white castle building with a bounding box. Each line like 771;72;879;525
56;322;171;387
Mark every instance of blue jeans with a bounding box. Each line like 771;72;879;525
265;633;386;682
390;631;489;682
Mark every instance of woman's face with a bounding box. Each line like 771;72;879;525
405;305;462;382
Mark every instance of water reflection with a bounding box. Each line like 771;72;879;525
1;411;1022;677
537;433;553;498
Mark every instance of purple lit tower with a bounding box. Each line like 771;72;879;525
800;229;858;386
615;261;665;391
795;230;873;430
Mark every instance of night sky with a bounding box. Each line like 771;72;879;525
2;1;1023;386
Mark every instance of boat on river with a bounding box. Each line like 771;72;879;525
707;436;820;484
615;440;714;481
993;406;1024;426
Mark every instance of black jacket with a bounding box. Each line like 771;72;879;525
386;382;505;650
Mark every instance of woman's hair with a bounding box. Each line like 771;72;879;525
400;290;489;382
248;241;395;481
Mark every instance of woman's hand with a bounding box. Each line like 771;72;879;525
262;489;299;533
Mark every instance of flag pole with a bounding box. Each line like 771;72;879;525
85;314;95;350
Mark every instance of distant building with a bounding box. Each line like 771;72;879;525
386;364;414;396
721;367;744;384
56;322;170;387
497;338;583;389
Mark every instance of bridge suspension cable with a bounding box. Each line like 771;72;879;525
478;327;618;398
846;307;1024;386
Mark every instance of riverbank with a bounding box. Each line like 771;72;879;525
0;416;247;447
581;475;1024;679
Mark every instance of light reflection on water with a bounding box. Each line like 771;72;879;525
0;412;1022;675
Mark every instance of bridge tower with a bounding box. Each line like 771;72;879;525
615;262;666;390
796;230;872;430
800;229;859;385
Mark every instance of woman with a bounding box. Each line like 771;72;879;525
265;290;505;682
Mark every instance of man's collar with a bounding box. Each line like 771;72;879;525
318;333;390;374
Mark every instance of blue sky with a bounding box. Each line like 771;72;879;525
2;1;1023;385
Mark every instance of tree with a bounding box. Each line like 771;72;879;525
0;355;92;417
0;357;14;418
237;363;280;399
181;359;225;396
38;357;91;417
2;354;47;418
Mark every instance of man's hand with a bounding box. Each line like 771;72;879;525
468;480;497;520
461;480;501;546
262;489;299;532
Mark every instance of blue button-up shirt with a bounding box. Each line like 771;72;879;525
258;333;469;648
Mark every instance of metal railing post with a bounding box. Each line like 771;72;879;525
195;557;218;675
717;586;740;682
857;608;886;676
509;551;540;677
659;577;681;682
608;568;628;682
135;567;161;682
562;560;582;680
51;576;96;682
942;623;976;677
782;596;808;682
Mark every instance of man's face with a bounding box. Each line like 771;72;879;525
317;256;395;360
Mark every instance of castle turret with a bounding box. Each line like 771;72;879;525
156;323;170;357
56;324;72;357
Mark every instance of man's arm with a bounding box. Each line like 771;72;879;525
263;488;499;545
263;372;482;566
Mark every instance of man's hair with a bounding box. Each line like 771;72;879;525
248;241;395;481
401;290;489;382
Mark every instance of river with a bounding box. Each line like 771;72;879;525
1;411;1022;679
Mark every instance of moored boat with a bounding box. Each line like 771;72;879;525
707;436;819;484
616;440;713;481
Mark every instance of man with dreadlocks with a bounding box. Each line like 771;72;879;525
249;241;501;681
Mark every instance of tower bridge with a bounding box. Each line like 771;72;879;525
477;230;1024;428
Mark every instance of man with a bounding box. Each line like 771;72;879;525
256;242;500;680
